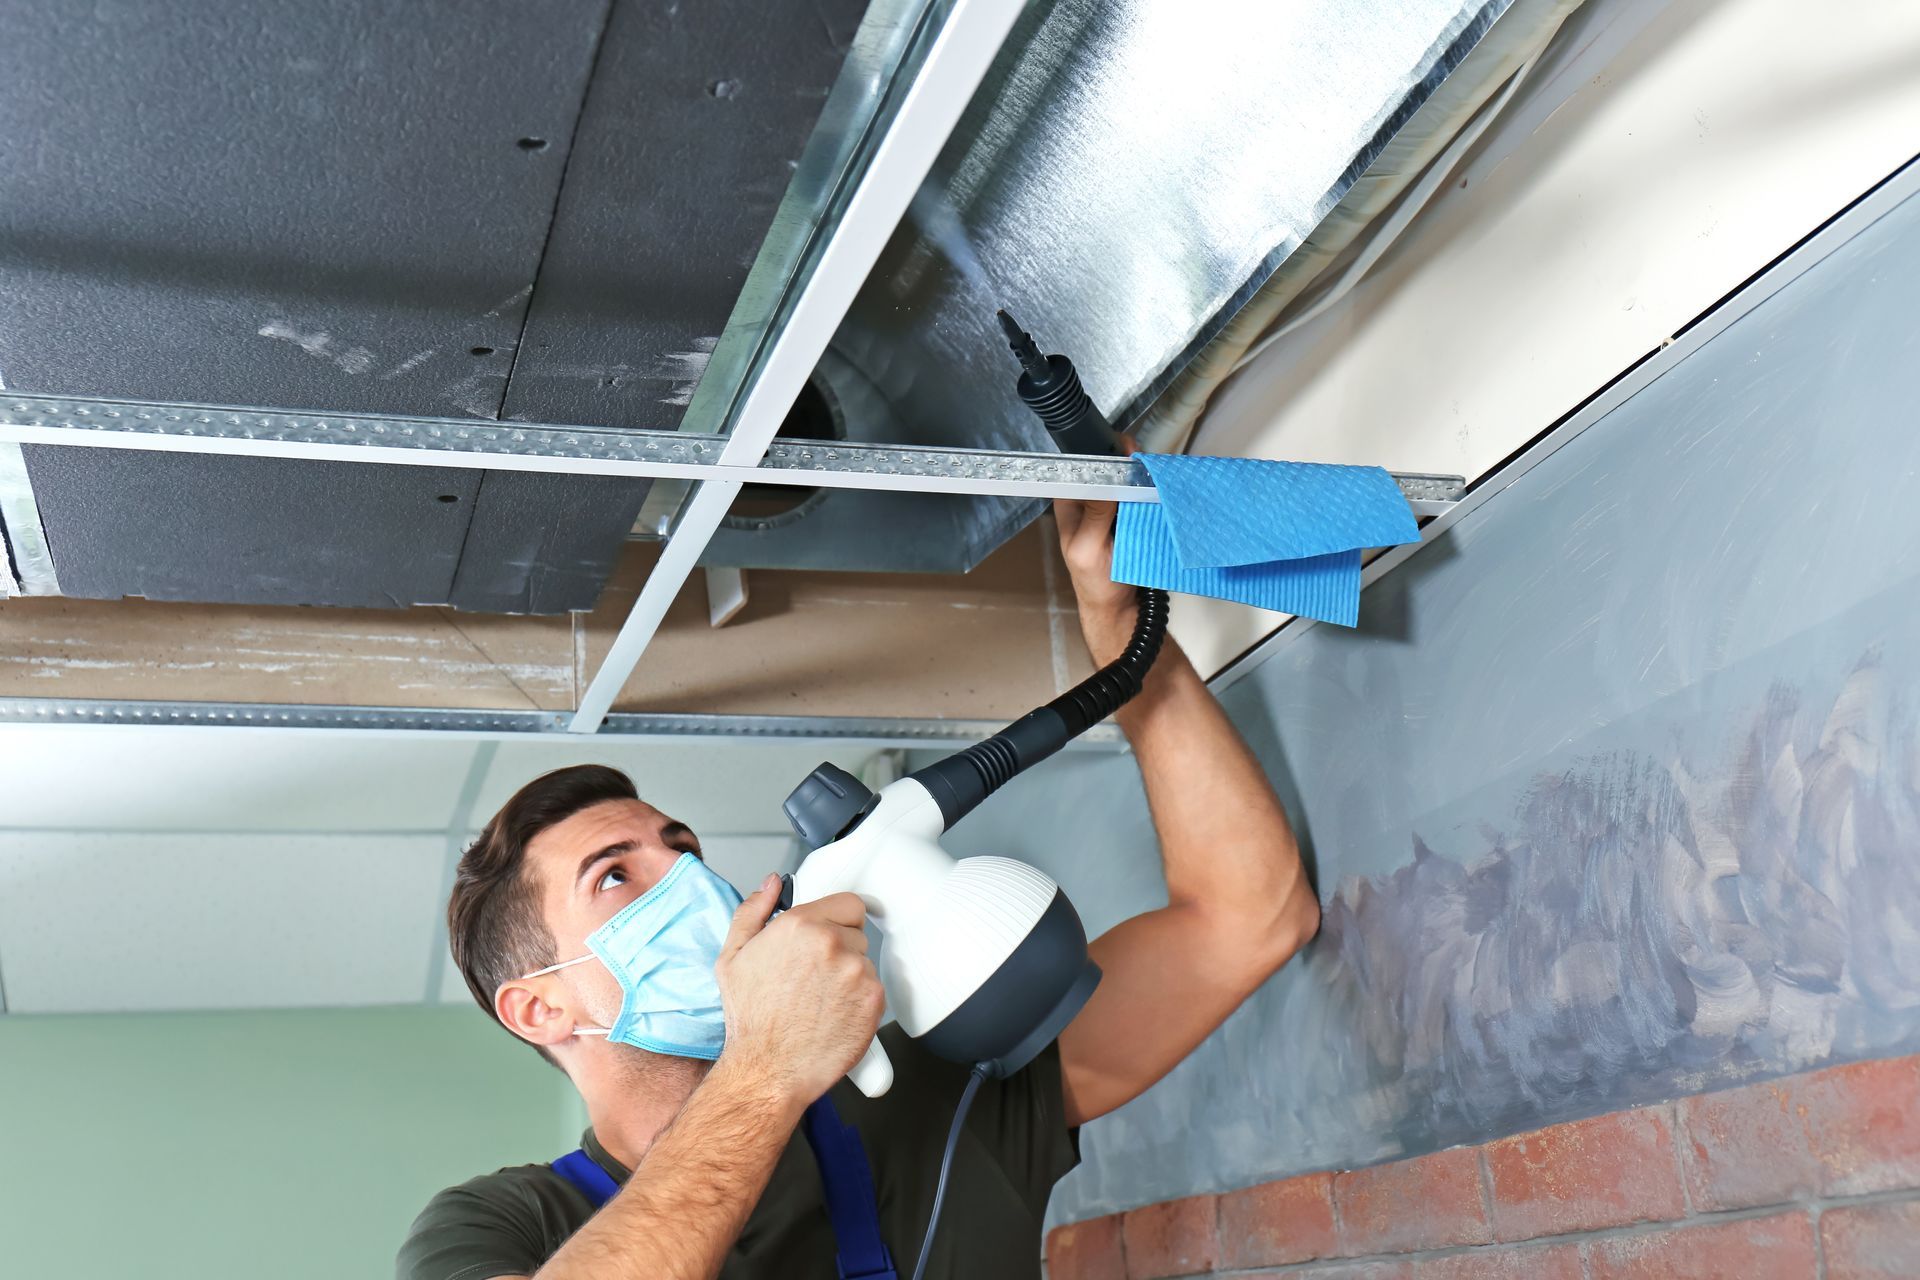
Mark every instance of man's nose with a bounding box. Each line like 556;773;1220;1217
638;842;695;883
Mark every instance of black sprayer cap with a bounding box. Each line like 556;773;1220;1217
782;762;877;851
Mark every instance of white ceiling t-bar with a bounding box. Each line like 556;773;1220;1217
567;0;1031;734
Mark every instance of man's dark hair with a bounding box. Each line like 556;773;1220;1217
448;764;639;1067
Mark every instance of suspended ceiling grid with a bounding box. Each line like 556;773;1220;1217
3;0;1526;608
0;523;1094;721
0;0;1529;731
0;0;865;613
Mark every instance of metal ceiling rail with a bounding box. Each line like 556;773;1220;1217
0;393;1466;514
0;698;1127;749
0;440;58;595
626;0;955;545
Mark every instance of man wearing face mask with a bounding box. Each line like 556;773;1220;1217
398;501;1321;1280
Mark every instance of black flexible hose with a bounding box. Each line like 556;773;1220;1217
907;586;1170;828
1043;585;1169;737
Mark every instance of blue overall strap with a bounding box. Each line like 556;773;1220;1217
549;1102;894;1279
551;1148;620;1210
800;1095;898;1280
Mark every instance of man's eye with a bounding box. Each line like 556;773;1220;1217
595;867;628;893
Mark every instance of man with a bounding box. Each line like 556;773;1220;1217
399;500;1320;1280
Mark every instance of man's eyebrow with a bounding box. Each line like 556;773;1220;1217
660;821;700;849
575;840;637;888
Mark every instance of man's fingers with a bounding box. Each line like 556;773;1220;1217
1077;500;1119;548
1053;499;1086;546
722;874;782;958
787;890;868;930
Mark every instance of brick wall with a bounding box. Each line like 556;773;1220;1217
1047;1054;1920;1279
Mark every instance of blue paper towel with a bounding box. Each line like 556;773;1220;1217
1136;454;1420;565
1113;502;1366;622
1109;454;1420;626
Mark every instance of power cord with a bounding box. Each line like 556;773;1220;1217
909;1064;990;1280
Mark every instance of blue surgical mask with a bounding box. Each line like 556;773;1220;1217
521;853;744;1060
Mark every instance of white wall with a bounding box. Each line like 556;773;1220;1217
1178;0;1920;675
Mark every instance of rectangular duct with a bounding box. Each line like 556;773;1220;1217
707;0;1532;574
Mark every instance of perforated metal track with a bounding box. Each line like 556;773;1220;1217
0;698;1128;747
0;393;1464;511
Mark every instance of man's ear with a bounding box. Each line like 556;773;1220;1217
496;978;579;1051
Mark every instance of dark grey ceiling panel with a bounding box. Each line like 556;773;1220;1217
21;446;481;608
0;0;609;415
3;0;876;612
0;0;649;613
447;471;652;614
501;0;869;430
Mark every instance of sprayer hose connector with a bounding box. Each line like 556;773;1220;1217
1018;356;1095;435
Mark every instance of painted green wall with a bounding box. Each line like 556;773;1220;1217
0;1005;582;1279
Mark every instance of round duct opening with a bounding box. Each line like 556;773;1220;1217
723;374;841;528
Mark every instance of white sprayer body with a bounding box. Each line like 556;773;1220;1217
790;776;1062;1096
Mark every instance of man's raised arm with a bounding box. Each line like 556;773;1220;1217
1050;499;1321;1127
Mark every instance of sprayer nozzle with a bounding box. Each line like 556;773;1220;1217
997;308;1053;383
995;306;1117;456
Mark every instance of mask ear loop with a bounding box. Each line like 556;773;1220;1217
520;953;597;981
508;954;616;1038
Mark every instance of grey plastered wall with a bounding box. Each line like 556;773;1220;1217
928;179;1920;1224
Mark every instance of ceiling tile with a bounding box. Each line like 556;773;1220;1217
695;834;802;891
0;728;480;833
0;831;444;1012
475;742;876;838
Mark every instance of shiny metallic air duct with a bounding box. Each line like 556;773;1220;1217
706;0;1552;574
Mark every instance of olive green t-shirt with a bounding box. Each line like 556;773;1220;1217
396;1024;1079;1280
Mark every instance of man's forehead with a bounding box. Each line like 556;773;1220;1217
526;797;662;879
